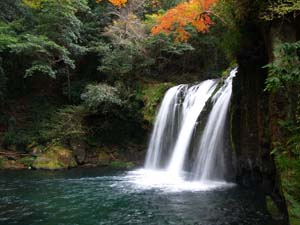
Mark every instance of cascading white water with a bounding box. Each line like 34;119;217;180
193;68;237;181
139;68;237;191
145;85;187;169
167;80;218;176
145;80;218;173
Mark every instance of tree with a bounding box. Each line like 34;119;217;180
151;0;218;41
21;0;90;99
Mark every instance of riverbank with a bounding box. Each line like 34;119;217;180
0;143;146;170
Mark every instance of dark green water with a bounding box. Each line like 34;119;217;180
0;168;274;225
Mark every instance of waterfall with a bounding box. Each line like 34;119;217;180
193;68;237;181
145;80;218;172
166;80;218;176
144;68;237;185
145;85;187;169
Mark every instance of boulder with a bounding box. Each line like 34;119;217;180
33;146;77;170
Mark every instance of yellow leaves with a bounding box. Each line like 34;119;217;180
96;0;128;7
151;0;218;42
22;0;43;9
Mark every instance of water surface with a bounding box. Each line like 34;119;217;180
0;168;274;225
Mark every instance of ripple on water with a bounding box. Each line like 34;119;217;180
0;168;274;225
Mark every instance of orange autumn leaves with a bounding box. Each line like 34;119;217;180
96;0;218;41
96;0;127;7
151;0;218;42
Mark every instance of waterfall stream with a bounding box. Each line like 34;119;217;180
193;68;237;181
142;68;237;189
166;80;218;176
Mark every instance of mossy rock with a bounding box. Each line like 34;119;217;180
17;156;36;167
266;196;285;220
98;152;111;166
142;82;174;124
33;146;77;170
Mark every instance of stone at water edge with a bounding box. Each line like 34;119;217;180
70;139;87;164
33;146;77;170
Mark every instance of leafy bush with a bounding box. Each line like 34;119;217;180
264;41;300;92
95;41;155;80
81;83;122;112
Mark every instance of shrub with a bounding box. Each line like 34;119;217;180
81;83;122;112
41;105;89;143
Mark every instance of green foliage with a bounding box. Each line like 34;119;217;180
146;33;194;55
263;38;300;224
32;0;89;54
265;41;300;92
18;156;35;167
95;41;155;79
142;82;174;124
272;111;300;223
0;0;22;22
9;34;75;77
212;0;243;60
41;105;88;143
81;83;122;111
0;19;75;79
0;22;18;51
261;0;300;21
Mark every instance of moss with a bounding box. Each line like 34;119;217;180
17;156;36;167
142;82;174;124
290;217;300;225
33;145;77;170
285;192;300;225
266;196;283;220
98;152;111;166
273;151;300;224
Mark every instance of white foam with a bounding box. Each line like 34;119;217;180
125;169;235;192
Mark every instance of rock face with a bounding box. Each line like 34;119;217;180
231;20;290;224
33;146;77;170
70;139;86;164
